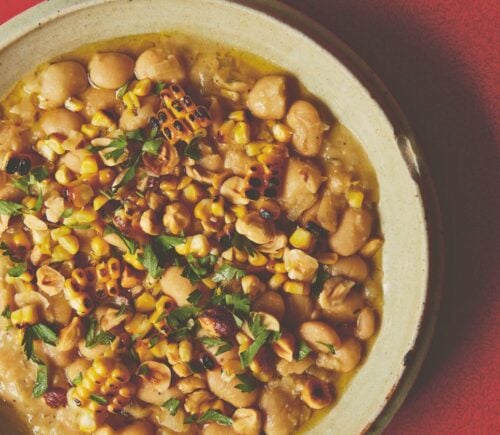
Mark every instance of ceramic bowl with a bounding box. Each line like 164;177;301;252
0;1;443;433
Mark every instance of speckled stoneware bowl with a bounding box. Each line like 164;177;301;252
0;0;443;433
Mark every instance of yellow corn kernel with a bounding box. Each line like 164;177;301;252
46;136;65;155
107;258;121;280
245;142;264;157
63;209;98;226
316;252;339;265
202;277;216;290
98;168;115;186
105;279;120;296
272;262;287;274
96;262;109;282
90;236;109;258
182;183;205;203
228;110;247;122
283;280;310;295
53;245;72;262
131;78;152;96
111;363;130;383
189;234;210;258
11;305;39;327
210;197;225;217
58;235;80;255
13;231;31;250
224;210;236;224
360;238;384;258
81;124;100;140
36;140;58;162
80;157;99;175
123;251;145;271
233;121;251;145
194;199;211;221
221;248;233;261
166;343;180;365
92;195;108;212
123;91;140;109
124;313;152;339
150;338;169;359
346;190;364;209
65;97;84;112
91;110;115;129
172;362;192;378
159;176;178;191
289;227;314;250
22;196;38;210
174;241;189;256
272;122;292;143
248;251;267;267
236;332;251;346
178;340;193;363
231;205;247;219
55;165;74;186
134;292;156;313
233;248;248;263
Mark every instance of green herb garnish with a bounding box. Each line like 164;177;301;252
212;263;246;283
90;394;107;405
199;336;233;356
0;199;23;216
162;398;181;416
235;372;259;393
7;263;27;277
296;341;312;360
104;224;137;254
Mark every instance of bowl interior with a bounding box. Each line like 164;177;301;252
0;1;431;433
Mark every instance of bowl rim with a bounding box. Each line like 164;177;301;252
0;0;444;433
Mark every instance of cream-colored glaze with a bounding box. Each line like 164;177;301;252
0;1;434;434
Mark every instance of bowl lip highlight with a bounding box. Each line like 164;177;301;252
0;0;444;433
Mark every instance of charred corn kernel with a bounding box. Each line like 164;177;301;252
36;140;58;162
53;245;72;262
182;183;205;203
346;190;364;208
65;97;84;112
81;124;100;139
233;121;251;145
173;362;192;378
123;251;145;271
55;165;74;185
64;209;98;225
72;268;88;287
111;363;130;384
131;78;152;96
124;313;152;339
166;343;180;365
107;258;121;280
90;237;110;258
245;142;264;157
272;122;292;143
80;157;99;175
231;204;247;218
178;340;193;363
248;251;268;267
189;234;210;257
58;235;80;255
105;279;120;296
360;238;384;258
91;110;115;129
316;252;339;265
177;176;192;190
134;292;156;313
50;227;71;242
269;273;287;290
96;262;109;282
98;168;115;186
283;280;310;295
22;196;38;210
122;91;140;109
11;305;39;327
13;231;31;250
289;227;314;250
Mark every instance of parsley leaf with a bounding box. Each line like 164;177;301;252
239;314;277;368
196;409;233;426
317;341;336;355
85;316;115;348
90;394;107;405
11;168;49;194
140;243;163;278
231;232;256;256
199;337;233;356
162;398;181;416
72;372;83;386
104;136;128;161
31;323;58;346
153;81;167;95
0;242;23;263
235;372;259;393
0;199;23;216
180;137;202;161
166;306;201;329
212;263;246;283
296;341;312;360
32;363;48;398
61;208;74;218
148;336;159;348
137;364;150;376
311;266;331;298
142;138;163;155
7;263;27;277
154;234;186;250
112;151;141;192
182;254;217;283
32;190;44;212
104;224;137;254
1;306;11;319
116;81;129;99
187;289;203;306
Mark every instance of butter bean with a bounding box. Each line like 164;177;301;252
328;207;372;256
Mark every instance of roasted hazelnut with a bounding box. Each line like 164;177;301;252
198;308;237;337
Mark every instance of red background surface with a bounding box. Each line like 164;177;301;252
1;0;499;433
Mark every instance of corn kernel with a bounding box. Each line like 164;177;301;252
131;78;152;96
233;121;251;145
231;205;247;218
55;165;74;186
53;245;72;262
80;157;99;175
210;197;225;217
233;248;248;263
11;305;39;327
166;344;180;365
289;227;314;250
172;362;192;378
174;242;189;256
123;91;140;109
274;262;287;274
36;140;58;162
93;195;109;212
202;277;216;290
98;168;115;186
65;97;84;112
272;123;292;143
22;196;38;210
150;338;168;359
135;292;156;313
124;313;152;339
64;209;98;226
107;258;121;279
13;232;31;250
178;340;193;363
248;251;267;267
189;234;210;258
91;237;110;258
46;136;65;155
58;235;80;255
91;111;115;129
123;251;145;271
316;252;339;265
159;176;178;191
228;110;247;122
360;238;383;258
245;142;264;157
346;190;364;208
81;124;100;140
18;271;33;282
177;176;193;190
283;280;310;295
